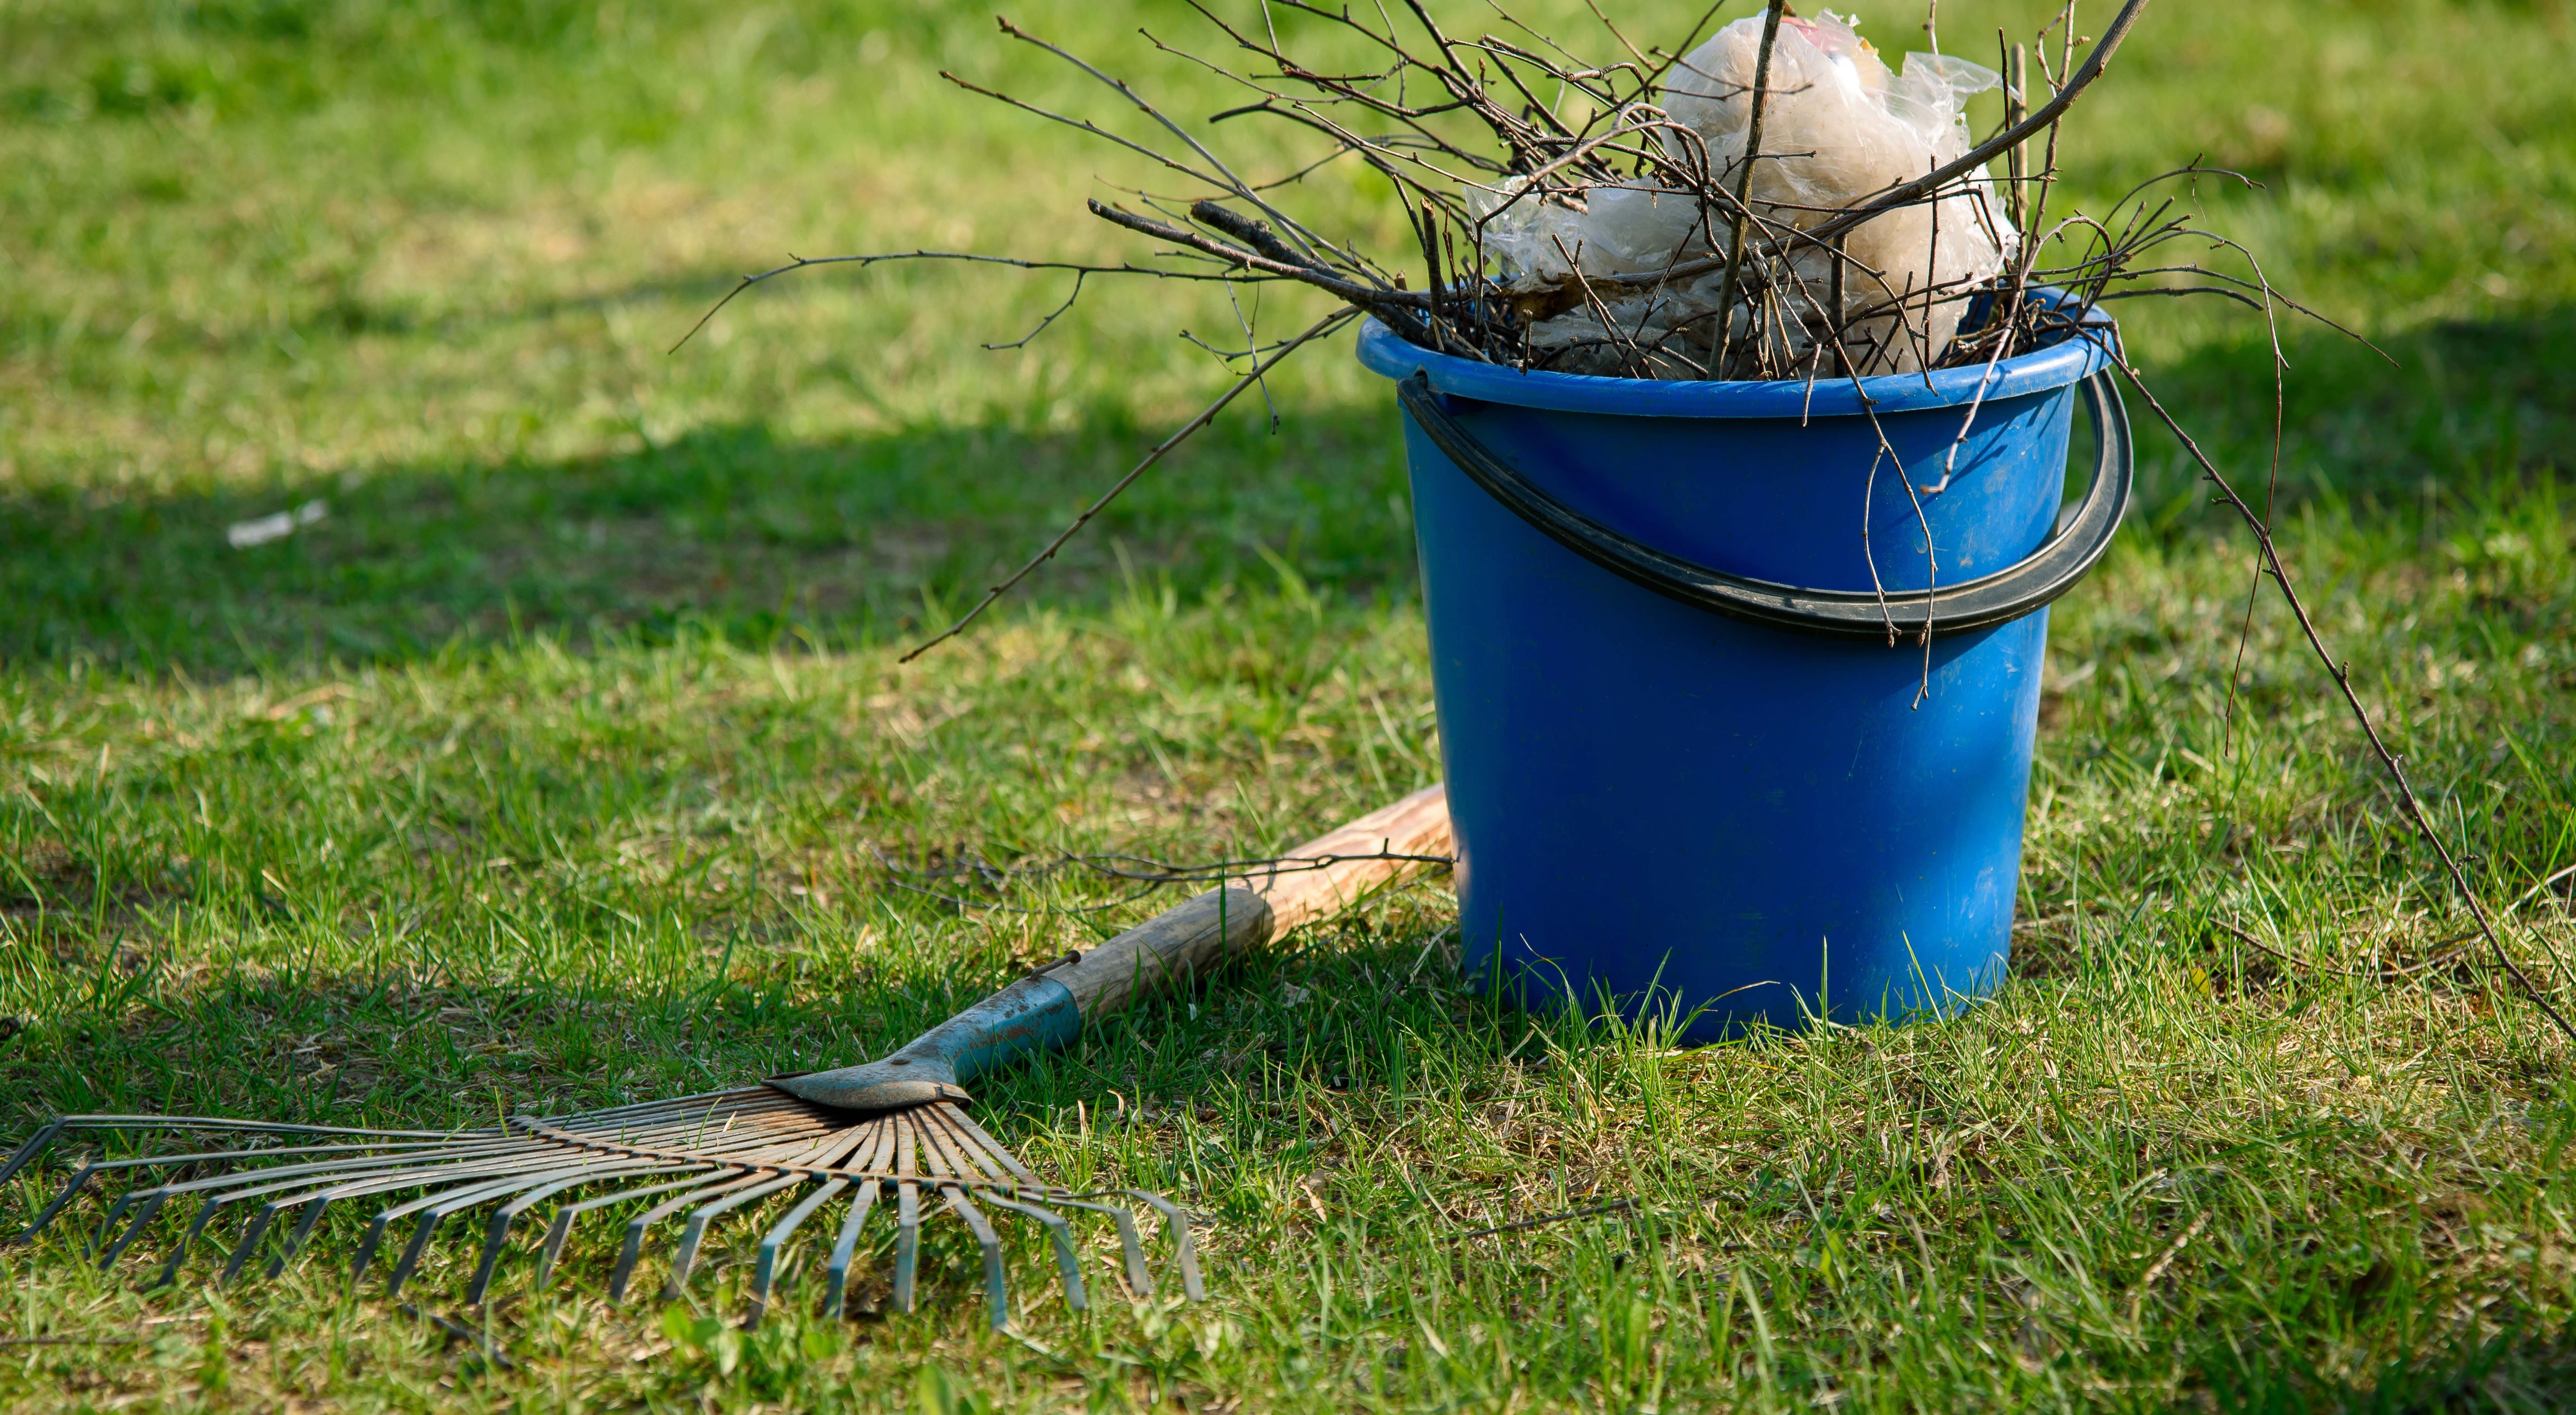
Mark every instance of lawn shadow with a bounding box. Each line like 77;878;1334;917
2188;1310;2576;1412
2126;303;2576;534
0;401;1415;676
9;304;2571;678
289;266;768;342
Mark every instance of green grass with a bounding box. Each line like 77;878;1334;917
5;0;2576;1408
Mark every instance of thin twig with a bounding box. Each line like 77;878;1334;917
1711;0;1787;375
1451;1198;1638;1241
2111;351;2576;1047
2510;864;2576;916
2218;920;2485;983
2129;1209;2209;1311
900;306;1359;663
670;251;1239;354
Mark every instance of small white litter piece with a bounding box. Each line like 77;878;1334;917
227;499;328;549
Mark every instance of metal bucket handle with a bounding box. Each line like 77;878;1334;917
1396;367;2133;639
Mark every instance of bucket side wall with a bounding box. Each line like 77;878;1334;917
1402;416;2048;1040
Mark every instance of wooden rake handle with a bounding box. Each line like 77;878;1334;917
1050;783;1454;1019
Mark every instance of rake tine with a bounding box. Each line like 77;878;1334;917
822;1181;884;1319
218;1204;283;1286
466;1208;521;1305
0;1118;68;1198
1054;1196;1154;1297
607;1170;775;1304
349;1211;397;1289
893;1116;922;1315
941;1185;1011;1330
384;1213;449;1298
20;1161;112;1247
892;1184;922;1313
981;1193;1087;1313
535;1209;578;1290
464;1160;694;1304
1129;1190;1204;1302
744;1178;847;1328
93;1191;171;1267
146;1193;237;1291
823;1124;898;1319
535;1169;724;1290
912;1115;1011;1329
662;1170;809;1301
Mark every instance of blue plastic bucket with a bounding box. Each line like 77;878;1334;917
1358;310;2130;1039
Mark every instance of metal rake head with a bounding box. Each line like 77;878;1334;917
1;1088;1198;1329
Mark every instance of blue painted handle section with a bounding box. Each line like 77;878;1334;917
919;974;1084;1085
770;971;1084;1110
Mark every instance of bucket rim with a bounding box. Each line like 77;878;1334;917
1356;288;2116;419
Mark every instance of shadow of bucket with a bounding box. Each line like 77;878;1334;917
1360;301;2130;1041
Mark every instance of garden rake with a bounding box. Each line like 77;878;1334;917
2;786;1453;1329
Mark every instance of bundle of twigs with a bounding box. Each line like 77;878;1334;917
1067;0;2117;381
694;0;2254;386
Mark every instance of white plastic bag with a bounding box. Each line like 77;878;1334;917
1467;12;2016;377
1467;177;1706;285
1662;11;2016;371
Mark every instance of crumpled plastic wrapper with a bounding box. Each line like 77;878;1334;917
1469;12;2017;378
1467;178;1707;283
